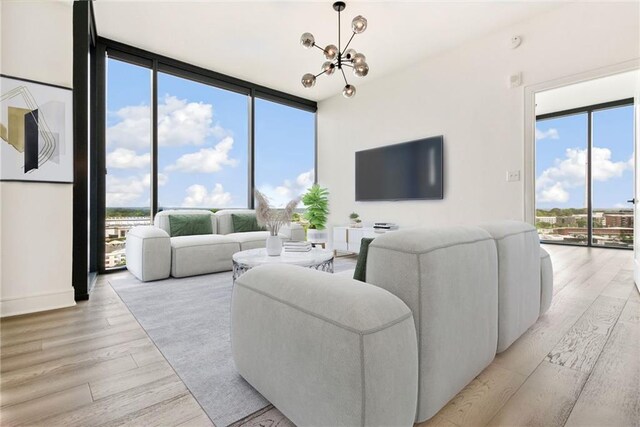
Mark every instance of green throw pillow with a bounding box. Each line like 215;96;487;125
168;214;213;237
353;237;375;282
231;213;265;233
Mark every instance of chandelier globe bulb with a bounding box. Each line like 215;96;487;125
342;84;356;98
301;73;316;88
300;32;315;49
353;62;369;77
351;15;367;34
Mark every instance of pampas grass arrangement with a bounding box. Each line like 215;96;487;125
255;190;300;236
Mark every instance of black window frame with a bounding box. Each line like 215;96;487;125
535;97;634;250
95;37;318;273
72;0;98;300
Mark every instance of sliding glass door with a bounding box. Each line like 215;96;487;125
535;99;635;248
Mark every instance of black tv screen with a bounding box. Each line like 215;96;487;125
355;136;443;201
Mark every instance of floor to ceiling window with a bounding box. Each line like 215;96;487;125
254;98;316;207
99;43;317;270
157;73;249;210
535;99;634;249
105;58;153;268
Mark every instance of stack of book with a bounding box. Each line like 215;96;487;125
283;241;312;252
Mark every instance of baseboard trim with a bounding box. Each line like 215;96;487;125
1;289;76;318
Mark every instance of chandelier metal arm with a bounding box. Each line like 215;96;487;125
314;69;328;79
313;43;326;53
342;31;356;53
340;67;348;86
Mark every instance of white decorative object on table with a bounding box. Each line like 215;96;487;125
265;235;282;256
232;247;334;281
283;241;312;252
255;190;299;256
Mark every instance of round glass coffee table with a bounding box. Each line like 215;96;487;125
232;248;334;281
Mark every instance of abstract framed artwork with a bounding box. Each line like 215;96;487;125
0;75;73;183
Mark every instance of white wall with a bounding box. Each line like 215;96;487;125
535;70;639;116
318;2;640;233
0;0;75;316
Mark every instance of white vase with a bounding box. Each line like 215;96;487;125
266;235;282;256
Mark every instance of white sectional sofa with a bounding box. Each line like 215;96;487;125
366;225;499;421
231;221;553;425
125;209;305;281
478;221;542;352
233;264;419;427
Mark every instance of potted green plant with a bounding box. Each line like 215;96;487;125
349;212;361;228
291;212;310;231
302;184;329;243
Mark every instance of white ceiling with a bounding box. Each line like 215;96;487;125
536;70;640;116
94;1;560;101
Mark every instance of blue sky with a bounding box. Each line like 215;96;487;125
536;104;634;211
106;58;315;209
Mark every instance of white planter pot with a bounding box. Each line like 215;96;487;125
266;235;282;256
307;228;328;243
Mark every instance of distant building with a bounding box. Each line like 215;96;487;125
105;247;126;269
536;216;556;225
604;214;633;228
556;216;577;226
105;217;151;240
553;227;632;237
105;217;150;268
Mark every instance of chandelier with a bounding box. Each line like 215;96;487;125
300;1;368;98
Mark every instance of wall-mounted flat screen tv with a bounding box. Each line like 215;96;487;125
355;136;444;201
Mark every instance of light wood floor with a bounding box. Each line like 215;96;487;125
0;245;638;426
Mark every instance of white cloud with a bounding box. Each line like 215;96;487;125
157;173;169;186
107;95;228;149
258;169;314;208
106;148;150;169
182;183;232;208
538;182;569;204
106;174;149;206
592;147;631;181
106;105;152;149
106;172;168;207
536;128;559;141
536;147;631;203
158;95;227;146
165;136;237;173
